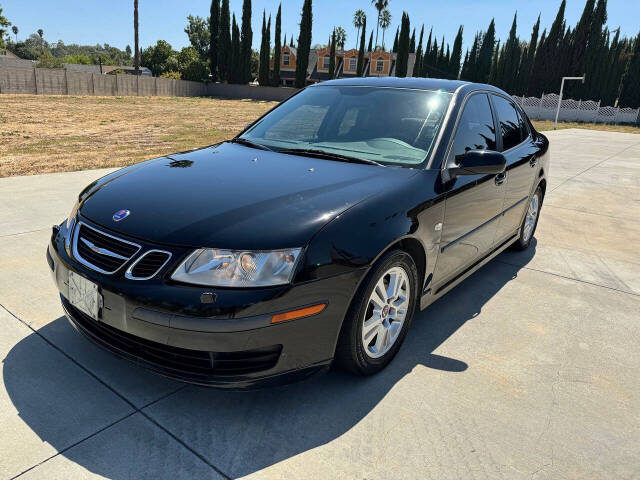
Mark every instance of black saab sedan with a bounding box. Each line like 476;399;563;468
48;77;548;388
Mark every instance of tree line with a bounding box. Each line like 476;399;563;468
1;0;638;107
391;0;639;107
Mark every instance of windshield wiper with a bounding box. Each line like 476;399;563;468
278;148;383;166
229;137;273;151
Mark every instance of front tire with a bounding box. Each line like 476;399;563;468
335;249;419;375
511;186;542;251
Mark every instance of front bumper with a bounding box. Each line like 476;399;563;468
48;219;366;389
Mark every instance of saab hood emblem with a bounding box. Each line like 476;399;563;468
112;209;130;222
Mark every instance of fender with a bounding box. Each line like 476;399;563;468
298;170;446;296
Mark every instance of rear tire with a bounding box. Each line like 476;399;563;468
335;249;419;375
511;186;542;251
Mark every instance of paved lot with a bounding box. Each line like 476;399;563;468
1;129;639;479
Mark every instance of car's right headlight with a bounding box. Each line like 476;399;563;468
170;248;302;287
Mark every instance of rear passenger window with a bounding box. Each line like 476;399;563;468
492;95;524;151
451;94;497;163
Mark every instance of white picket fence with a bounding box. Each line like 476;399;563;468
513;93;640;124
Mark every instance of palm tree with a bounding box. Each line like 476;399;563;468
353;9;366;50
133;0;140;75
334;26;347;50
12;25;18;43
379;9;391;50
371;0;388;49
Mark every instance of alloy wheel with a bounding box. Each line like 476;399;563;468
523;192;539;243
361;266;411;358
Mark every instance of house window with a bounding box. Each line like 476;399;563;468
349;57;356;70
283;54;290;66
323;55;330;68
376;59;384;72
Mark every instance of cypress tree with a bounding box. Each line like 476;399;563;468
464;32;480;81
567;0;595;97
601;28;622;104
258;11;269;85
422;28;432;77
218;0;231;82
413;25;424;77
497;12;520;92
295;0;312;88
437;36;445;72
240;0;253;83
409;28;416;53
368;30;373;52
357;16;367;76
488;40;501;85
519;14;540;95
461;50;469;80
272;4;282;86
392;27;399;53
476;19;496;83
445;44;451;76
230;14;241;83
266;15;271;81
618;32;640;107
290;36;294;47
210;0;220;81
583;0;608;98
431;40;439;76
396;12;410;77
530;0;565;96
328;29;336;78
450;25;463;79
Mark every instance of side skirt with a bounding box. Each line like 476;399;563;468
419;231;519;310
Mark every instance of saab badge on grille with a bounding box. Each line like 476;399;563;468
112;209;131;222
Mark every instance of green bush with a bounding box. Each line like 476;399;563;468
36;51;64;68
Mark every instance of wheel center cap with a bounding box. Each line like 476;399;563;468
382;305;390;317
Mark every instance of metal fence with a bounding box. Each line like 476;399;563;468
0;66;297;102
513;93;640;125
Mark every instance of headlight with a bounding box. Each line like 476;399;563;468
171;248;302;287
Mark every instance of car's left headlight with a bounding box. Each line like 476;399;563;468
170;248;302;287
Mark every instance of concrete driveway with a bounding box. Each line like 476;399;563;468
1;129;639;479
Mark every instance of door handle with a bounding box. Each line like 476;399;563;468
529;156;538;168
495;171;507;185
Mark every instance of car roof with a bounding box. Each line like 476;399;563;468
313;77;506;95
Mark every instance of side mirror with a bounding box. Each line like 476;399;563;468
452;150;506;176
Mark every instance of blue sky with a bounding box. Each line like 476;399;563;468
3;0;639;55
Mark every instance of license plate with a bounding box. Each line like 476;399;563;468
68;271;102;320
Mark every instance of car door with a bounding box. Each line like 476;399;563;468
433;93;506;286
490;94;540;243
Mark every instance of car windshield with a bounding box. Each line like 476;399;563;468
239;86;452;167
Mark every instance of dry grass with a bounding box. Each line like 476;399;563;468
1;94;638;178
0;95;276;177
533;120;640;134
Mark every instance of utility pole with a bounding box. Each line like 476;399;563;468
555;74;585;129
134;0;140;75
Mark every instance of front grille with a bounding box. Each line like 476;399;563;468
126;250;171;280
63;298;282;376
73;222;141;274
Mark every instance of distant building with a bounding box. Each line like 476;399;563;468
271;46;416;86
0;49;20;58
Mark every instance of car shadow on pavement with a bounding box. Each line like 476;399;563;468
4;242;536;479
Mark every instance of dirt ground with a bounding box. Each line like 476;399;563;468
0;94;637;177
0;95;276;177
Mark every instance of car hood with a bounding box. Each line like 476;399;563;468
79;142;419;250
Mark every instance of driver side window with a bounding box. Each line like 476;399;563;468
451;94;497;164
